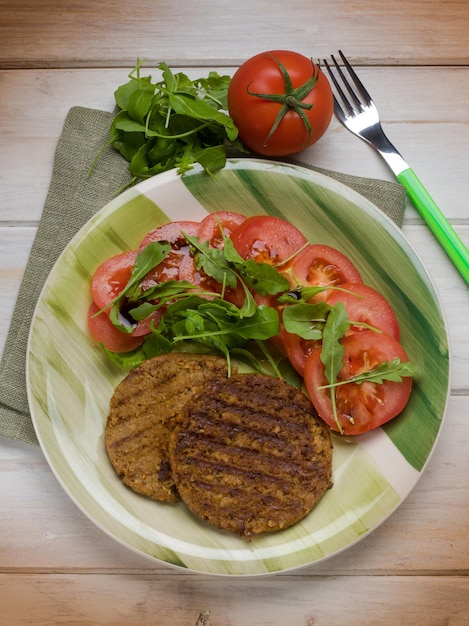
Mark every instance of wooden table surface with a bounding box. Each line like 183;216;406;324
1;1;468;624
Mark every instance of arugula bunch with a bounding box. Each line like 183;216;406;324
91;59;246;188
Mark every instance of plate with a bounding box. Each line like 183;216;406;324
27;158;450;575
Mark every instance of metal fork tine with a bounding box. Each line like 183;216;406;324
330;53;363;112
337;50;373;107
322;58;352;119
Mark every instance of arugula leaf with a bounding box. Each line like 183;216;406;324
125;241;171;298
221;236;245;264
228;305;281;340
183;232;238;288
220;236;290;296
193;144;228;175
320;302;350;385
142;330;174;358
277;283;362;304
167;91;238;141
237;258;290;296
319;358;420;389
277;285;330;304
235;280;258;318
282;302;330;340
100;344;146;370
319;302;350;434
131;279;200;307
127;77;155;125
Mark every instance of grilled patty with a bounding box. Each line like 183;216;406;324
105;352;229;502
168;373;333;538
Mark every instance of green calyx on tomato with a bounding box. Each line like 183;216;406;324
228;50;333;157
245;54;320;147
228;50;334;156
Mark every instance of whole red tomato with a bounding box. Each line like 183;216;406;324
228;50;333;156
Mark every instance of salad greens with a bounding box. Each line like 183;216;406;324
98;233;290;376
281;296;419;434
94;226;419;422
90;59;246;188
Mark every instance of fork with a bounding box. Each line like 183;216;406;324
323;50;469;285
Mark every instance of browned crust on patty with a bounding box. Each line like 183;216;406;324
168;373;333;538
105;352;229;502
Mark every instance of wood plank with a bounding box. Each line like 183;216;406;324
1;67;468;223
0;228;34;351
0;573;468;625
1;395;467;574
1;0;468;68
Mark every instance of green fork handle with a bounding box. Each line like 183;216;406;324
397;168;469;285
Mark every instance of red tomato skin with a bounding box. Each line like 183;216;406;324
91;251;137;311
326;282;400;340
198;211;247;248
137;221;200;252
281;326;321;376
228;50;333;156
129;309;163;337
87;302;144;353
304;331;412;435
90;250;161;338
286;244;362;292
139;221;200;290
231;215;307;265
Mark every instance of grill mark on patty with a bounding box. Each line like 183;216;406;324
105;352;230;502
179;458;308;496
174;431;320;479
188;398;310;433
179;406;320;453
169;373;333;538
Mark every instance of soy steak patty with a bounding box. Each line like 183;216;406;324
168;373;333;538
105;352;229;502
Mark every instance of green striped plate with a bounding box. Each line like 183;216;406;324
27;159;449;576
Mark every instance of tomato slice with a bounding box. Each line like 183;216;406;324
91;250;138;311
230;215;307;265
91;249;162;337
326;282;400;340
137;221;200;252
304;330;412;435
281;326;321;376
286;244;362;291
139;221;200;290
198;211;247;248
87;302;144;353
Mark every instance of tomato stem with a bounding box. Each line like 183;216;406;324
246;53;320;147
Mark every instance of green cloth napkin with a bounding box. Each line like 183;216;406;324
0;106;407;447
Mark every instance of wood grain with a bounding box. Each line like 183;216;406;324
1;573;469;625
1;0;468;68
